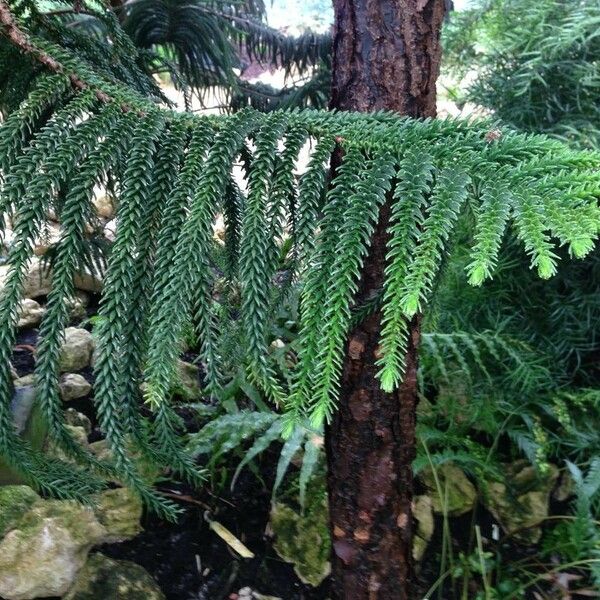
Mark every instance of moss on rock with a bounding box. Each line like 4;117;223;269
0;486;39;538
0;499;106;599
270;498;331;587
482;460;559;544
64;553;165;600
412;494;434;562
93;488;143;542
421;462;477;517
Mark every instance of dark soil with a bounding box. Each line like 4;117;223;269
12;329;38;376
99;466;331;600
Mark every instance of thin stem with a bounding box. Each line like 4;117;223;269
475;525;492;600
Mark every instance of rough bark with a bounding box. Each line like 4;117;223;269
326;1;446;598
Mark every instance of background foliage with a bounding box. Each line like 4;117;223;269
443;0;600;148
1;0;600;598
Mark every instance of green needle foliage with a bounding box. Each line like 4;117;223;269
119;0;330;107
0;0;330;114
0;0;599;514
444;0;600;149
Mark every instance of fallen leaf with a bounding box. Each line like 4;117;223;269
207;517;255;559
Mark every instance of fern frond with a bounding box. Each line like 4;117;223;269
188;410;322;502
298;434;321;509
231;416;283;488
187;410;278;461
273;425;305;497
418;330;541;390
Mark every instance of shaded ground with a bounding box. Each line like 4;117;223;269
12;308;565;600
100;465;330;600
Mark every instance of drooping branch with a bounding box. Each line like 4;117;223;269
0;0;599;524
0;0;111;104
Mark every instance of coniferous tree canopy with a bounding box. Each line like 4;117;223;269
444;0;600;148
0;0;599;516
0;0;331;114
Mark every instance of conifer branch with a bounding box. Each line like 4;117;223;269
0;0;110;103
0;0;599;506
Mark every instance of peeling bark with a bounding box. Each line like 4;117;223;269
326;1;445;598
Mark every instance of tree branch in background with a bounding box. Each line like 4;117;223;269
0;0;111;103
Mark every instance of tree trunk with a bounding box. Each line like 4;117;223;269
326;2;446;598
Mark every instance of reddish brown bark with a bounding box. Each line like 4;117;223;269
0;0;112;105
326;1;446;598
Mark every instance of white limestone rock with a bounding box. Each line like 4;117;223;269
59;328;94;372
17;299;45;329
59;373;92;400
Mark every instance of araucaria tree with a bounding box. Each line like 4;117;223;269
325;2;445;597
0;1;599;599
